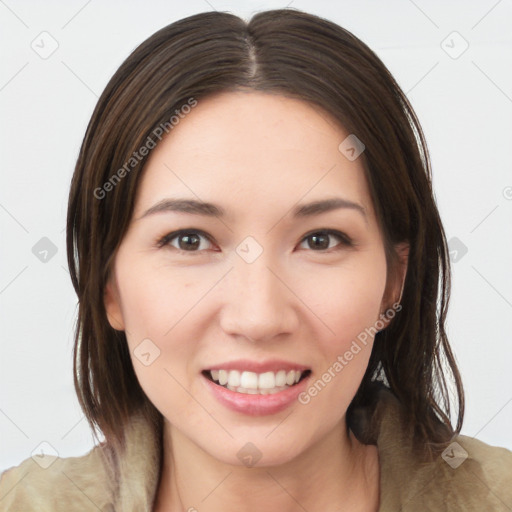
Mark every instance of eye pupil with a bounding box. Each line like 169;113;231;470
179;233;200;250
309;233;329;250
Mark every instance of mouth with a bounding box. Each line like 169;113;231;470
202;368;312;395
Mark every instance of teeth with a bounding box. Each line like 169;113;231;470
240;371;258;389
218;370;228;386
286;371;296;386
275;370;287;387
226;384;289;395
258;371;275;389
227;370;240;388
208;369;307;393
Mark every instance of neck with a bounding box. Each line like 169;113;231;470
154;418;380;512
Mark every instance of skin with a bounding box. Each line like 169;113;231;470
104;91;408;511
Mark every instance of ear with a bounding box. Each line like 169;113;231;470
104;274;126;331
379;242;409;328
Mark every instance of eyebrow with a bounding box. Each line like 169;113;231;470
137;197;366;221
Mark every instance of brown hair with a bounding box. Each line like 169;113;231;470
67;8;464;457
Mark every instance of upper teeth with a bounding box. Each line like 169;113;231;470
210;369;303;389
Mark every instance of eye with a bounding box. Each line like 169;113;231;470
298;230;353;251
157;229;214;252
157;228;353;254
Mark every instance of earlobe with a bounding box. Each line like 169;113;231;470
104;277;125;331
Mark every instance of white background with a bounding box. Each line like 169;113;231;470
1;0;511;471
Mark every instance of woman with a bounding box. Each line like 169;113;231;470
1;8;511;511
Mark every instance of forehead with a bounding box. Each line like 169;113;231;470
134;91;373;222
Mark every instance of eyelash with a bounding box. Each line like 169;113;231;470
156;228;354;254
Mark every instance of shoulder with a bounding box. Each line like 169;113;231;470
352;385;512;511
440;434;512;509
0;444;114;512
396;434;512;511
0;410;162;512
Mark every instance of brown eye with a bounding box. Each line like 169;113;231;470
307;233;330;250
176;233;202;251
299;230;352;251
159;230;214;252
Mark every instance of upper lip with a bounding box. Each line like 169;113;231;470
204;359;311;373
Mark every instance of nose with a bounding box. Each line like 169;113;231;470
218;255;299;343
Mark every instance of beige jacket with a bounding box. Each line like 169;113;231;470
1;388;511;511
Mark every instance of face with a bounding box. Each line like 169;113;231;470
104;91;403;467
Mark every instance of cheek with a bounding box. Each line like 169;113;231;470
295;257;386;422
113;261;205;419
308;252;387;341
301;250;387;386
112;258;200;397
115;257;196;340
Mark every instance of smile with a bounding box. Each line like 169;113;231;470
203;369;311;395
201;360;313;416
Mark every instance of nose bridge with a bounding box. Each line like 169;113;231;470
220;247;295;341
238;257;277;302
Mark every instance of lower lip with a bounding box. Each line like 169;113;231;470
202;373;311;416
